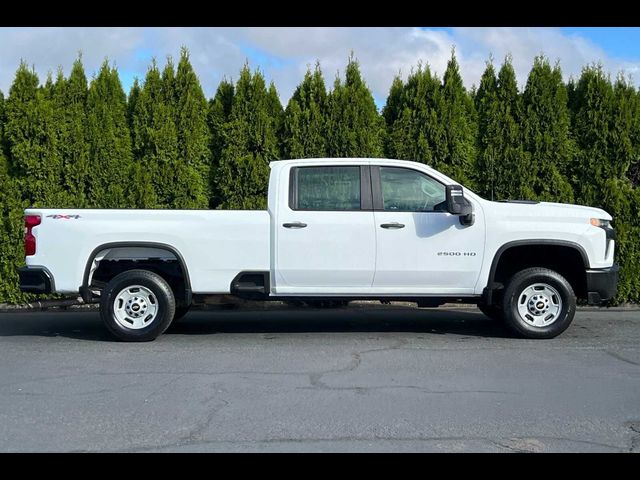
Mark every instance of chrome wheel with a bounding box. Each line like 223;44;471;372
112;285;158;330
516;283;563;327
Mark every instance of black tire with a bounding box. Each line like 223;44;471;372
477;302;504;322
501;267;576;339
100;269;176;342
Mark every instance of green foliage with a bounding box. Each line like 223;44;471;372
283;64;328;159
521;56;574;203
326;56;384;158
475;57;532;200
4;63;67;207
213;64;281;209
127;78;141;131
131;60;178;208
569;66;640;302
435;51;477;186
1;54;640;304
0;173;29;304
383;64;442;166
172;48;210;209
570;64;616;206
207;79;234;208
85;60;133;208
58;58;91;207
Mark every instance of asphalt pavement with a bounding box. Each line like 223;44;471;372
0;304;639;452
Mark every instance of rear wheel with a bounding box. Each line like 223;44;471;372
100;269;175;342
501;267;576;339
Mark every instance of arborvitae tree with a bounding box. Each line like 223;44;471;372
207;79;234;207
0;163;26;303
0;91;25;303
570;65;640;302
85;60;133;208
384;64;443;166
521;56;574;203
326;56;384;157
611;75;640;184
266;82;284;159
127;78;141;130
172;48;210;209
436;51;477;186
161;58;177;108
0;91;5;156
282;64;328;159
475;61;499;199
602;75;640;302
625;85;640;187
59;58;90;207
131;60;181;208
214;64;280;209
382;75;404;128
476;57;532;200
4;62;65;207
570;65;615;206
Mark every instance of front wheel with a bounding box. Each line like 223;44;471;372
501;267;576;339
100;269;176;342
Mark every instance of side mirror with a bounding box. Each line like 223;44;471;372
446;185;472;215
445;184;474;226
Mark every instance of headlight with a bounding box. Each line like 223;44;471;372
590;218;611;228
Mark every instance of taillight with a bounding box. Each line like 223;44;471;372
24;215;41;256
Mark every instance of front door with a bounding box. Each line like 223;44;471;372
274;165;376;294
372;166;485;295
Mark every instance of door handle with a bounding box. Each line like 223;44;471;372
380;222;405;229
283;222;308;229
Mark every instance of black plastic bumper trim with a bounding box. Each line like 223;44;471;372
18;266;55;294
586;264;619;305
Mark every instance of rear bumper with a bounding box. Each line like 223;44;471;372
586;264;619;305
18;266;55;294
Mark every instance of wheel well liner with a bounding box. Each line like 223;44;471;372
80;242;191;303
485;240;589;305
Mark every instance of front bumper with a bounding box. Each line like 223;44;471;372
18;266;55;294
586;264;619;305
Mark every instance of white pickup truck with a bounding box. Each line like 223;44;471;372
18;158;618;341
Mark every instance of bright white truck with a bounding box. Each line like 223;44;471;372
19;158;619;341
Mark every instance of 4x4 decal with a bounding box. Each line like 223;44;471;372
46;214;81;220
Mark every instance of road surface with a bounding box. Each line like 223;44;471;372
0;305;638;452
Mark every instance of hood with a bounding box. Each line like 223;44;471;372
490;200;612;221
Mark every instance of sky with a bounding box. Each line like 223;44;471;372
1;27;639;110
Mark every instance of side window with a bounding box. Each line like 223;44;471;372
293;166;361;211
379;167;446;212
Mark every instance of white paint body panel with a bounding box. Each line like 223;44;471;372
25;158;614;297
25;210;270;293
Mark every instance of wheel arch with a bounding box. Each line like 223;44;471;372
484;240;589;305
80;241;192;304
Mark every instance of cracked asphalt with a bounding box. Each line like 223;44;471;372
0;304;639;452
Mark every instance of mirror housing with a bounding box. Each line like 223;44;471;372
446;185;472;215
445;184;474;226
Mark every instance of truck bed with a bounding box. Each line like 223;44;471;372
25;209;271;293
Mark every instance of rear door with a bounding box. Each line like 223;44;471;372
274;164;376;294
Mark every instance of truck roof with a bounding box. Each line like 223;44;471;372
269;158;431;168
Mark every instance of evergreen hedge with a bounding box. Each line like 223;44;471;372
0;51;638;304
